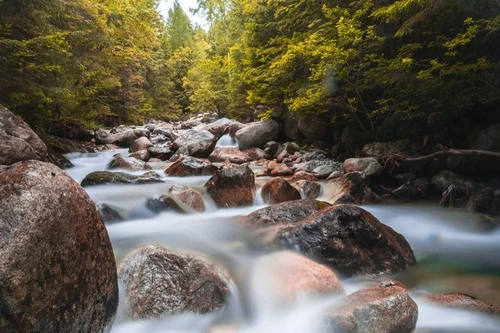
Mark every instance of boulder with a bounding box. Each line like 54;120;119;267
325;281;418;333
468;187;500;215
294;159;342;174
95;129;137;147
294;180;321;199
172;129;216;158
343;157;383;177
81;171;163;187
145;196;173;214
165;184;206;213
129;136;153;153
263;141;280;159
97;203;124;224
147;146;174;160
228;121;247;137
153;125;178;141
424;293;500;316
431;170;476;195
297;114;332;143
327;172;378;204
107;155;152;171
205;164;255;207
275;204;416;277
253;251;344;302
283;113;299;141
118;245;228;319
313;164;337;179
235;120;279;150
0;105;48;165
241;199;331;226
209;147;251;164
129;149;150;162
261;177;301;204
165;156;218;177
202;118;232;139
392;178;431;201
0;161;118;332
361;140;421;159
243;148;268;161
269;162;294;177
291;171;318;182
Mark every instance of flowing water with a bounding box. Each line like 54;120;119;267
64;147;500;333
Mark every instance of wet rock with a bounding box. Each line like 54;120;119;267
0;104;48;165
97;203;124;224
129;149;150;162
209;147;251;164
165;184;205;213
313;164;337;179
440;185;468;208
327;172;378;204
243;148;268;161
269;162;294;177
294;159;342;174
203;118;232;140
205;164;255;207
424;293;500;316
147;146;174;160
119;245;228;319
0;161;118;332
130;136;153;153
228;121;246;137
276;204;416;277
165;156;218;177
242;199;331;226
95;129;137;147
133;128;150;138
81;171;163;186
361;140;421;159
261;177;302;204
145;196;172;214
153;125;178;141
107;155;152;171
235;119;279;150
392;177;431;201
294;179;321;199
343;157;383;177
431;170;476;195
172;129;216;158
325;281;418;333
292;171;318;181
253;251;344;301
264;141;280;159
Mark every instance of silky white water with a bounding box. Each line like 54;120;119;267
64;148;500;333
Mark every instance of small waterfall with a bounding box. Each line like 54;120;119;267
216;134;238;148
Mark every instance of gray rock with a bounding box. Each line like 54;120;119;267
130;136;153;153
165;184;205;213
81;171;163;186
0;161;118;332
235;120;279;150
95;129;137;147
165;156;217;177
107;155;152;171
172;129;216;158
205;164;255;207
431;170;476;195
343;157;383;177
294;180;321;199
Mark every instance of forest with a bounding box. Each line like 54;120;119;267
1;0;499;146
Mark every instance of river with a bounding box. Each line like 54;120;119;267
64;146;500;333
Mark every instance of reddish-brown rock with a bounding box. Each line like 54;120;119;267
294;179;321;199
209;147;251;164
261;177;301;204
425;293;500;316
205;163;255;207
325;281;418;333
165;184;205;213
129;136;153;153
165;156;218;177
327;171;378;204
107;155;152;170
0;161;118;332
291;171;318;181
118;245;228;319
269;162;294;177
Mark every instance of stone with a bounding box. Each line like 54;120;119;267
327;172;378;204
292;171;318;181
118;245;228;319
165;156;218;177
241;199;331;226
129;149;150;162
205;164;255;207
235;119;280;150
392;178;431;201
129;136;153;153
471;124;500;152
263;141;280;159
313;164;337;179
343;157;383;177
97;203;124;224
153;125;178;141
294;180;321;199
275;204;416;277
107;155;152;171
243;148;268;161
165;184;206;213
269;162;294;177
361;140;421;159
202;118;232;140
95;129;137;147
431;170;476;195
147;146;174;160
81;171;163;187
424;293;500;316
228;121;247;137
0;105;48;165
261;177;301;204
145;196;173;214
253;251;344;302
325;281;418;333
0;161;118;332
172;129;216;158
209;147;251;164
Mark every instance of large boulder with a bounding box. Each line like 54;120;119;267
209;147;252;164
95;129;137;147
205;164;256;207
253;251;344;302
0;161;118;332
129;136;153;153
165;184;205;213
235;120;279;150
275;204;416;277
118;245;228;319
81;170;163;186
325;280;418;333
241;199;331;226
326;172;378;204
147;146;174;161
202;118;232;140
165;156;218;177
343;157;383;177
261;177;301;204
172;129;216;158
0;105;48;165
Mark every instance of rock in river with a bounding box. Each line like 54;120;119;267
205;163;256;207
0;160;118;332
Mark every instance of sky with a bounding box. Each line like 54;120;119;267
157;0;207;28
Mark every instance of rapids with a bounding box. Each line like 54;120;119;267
64;148;500;333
